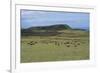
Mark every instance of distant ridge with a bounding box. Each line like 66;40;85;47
27;24;71;30
73;28;89;31
21;24;71;36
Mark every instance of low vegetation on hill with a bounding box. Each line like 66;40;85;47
21;24;87;36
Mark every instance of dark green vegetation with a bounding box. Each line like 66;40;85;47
21;24;89;63
21;24;71;36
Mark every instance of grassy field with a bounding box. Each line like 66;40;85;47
21;30;89;63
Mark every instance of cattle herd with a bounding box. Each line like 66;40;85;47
25;39;84;48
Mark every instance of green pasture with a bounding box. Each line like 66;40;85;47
21;30;89;63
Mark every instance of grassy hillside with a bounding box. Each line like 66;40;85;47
21;24;89;63
21;24;72;36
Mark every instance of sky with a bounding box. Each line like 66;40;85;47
21;9;90;29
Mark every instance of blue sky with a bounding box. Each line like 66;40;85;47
21;9;90;29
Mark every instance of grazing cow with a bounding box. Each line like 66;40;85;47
74;40;78;43
27;41;37;45
29;43;33;45
77;43;80;45
64;42;70;44
66;45;70;47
